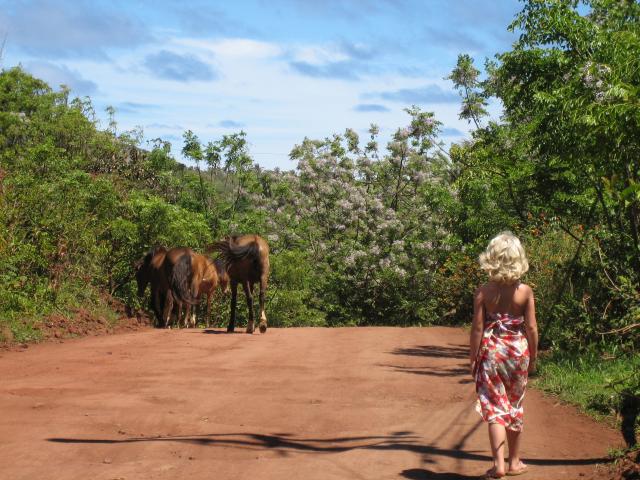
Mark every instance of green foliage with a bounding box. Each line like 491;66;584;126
0;67;219;338
442;0;639;350
266;250;326;327
444;0;640;422
534;348;640;437
0;4;637;422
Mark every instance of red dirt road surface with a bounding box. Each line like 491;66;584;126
0;327;621;479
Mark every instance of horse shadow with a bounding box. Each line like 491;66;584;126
201;329;234;335
401;469;477;480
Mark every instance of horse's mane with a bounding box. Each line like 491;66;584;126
213;258;227;275
151;245;168;255
143;245;167;261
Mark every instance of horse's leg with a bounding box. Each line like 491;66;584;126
206;292;212;328
189;279;199;328
184;302;191;328
153;288;163;327
175;299;183;329
191;303;197;328
191;299;197;328
216;290;223;326
228;281;238;333
243;281;255;334
258;276;268;334
163;292;174;329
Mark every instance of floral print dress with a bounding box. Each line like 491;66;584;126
474;312;530;432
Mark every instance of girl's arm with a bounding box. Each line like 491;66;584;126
524;286;538;373
469;287;485;375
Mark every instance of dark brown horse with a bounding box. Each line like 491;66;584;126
136;247;229;328
213;235;270;334
134;245;169;326
135;245;193;328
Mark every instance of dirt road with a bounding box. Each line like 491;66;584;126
0;327;620;479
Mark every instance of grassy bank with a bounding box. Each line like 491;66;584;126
532;349;639;451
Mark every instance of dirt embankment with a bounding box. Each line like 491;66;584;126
1;297;152;350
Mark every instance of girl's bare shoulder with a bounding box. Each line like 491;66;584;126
516;282;533;294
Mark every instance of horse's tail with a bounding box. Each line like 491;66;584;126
170;253;199;305
212;237;263;275
214;239;260;265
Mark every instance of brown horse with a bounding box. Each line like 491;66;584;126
134;245;169;327
215;258;230;295
136;247;228;328
197;257;230;328
164;248;229;328
213;235;270;334
189;253;221;328
162;247;202;328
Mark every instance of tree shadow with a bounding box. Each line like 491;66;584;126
380;364;469;378
620;390;639;450
47;431;611;467
391;344;468;360
48;432;418;454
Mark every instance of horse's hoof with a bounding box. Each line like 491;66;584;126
227;328;234;333
246;328;254;334
259;324;267;333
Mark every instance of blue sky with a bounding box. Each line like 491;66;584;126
0;0;522;169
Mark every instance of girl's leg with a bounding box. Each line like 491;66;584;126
488;423;506;476
506;429;527;473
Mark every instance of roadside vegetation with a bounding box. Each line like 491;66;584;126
0;0;637;457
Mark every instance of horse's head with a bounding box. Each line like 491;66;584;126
219;276;230;294
134;257;149;297
214;258;231;293
134;246;165;297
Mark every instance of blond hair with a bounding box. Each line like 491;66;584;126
479;231;529;283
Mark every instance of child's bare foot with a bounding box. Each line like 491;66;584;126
506;461;528;476
483;466;506;478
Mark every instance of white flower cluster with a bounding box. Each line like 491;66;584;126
581;61;611;103
256;113;448;297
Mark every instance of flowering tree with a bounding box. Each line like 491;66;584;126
253;109;457;325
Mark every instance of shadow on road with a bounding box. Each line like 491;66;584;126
384;343;471;380
47;431;610;467
391;344;468;360
382;365;469;377
401;469;477;480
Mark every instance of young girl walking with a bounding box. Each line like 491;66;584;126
470;232;538;478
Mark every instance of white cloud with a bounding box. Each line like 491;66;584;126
7;32;473;170
173;38;282;59
289;44;351;64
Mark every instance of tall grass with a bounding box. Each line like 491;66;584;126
533;349;640;433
